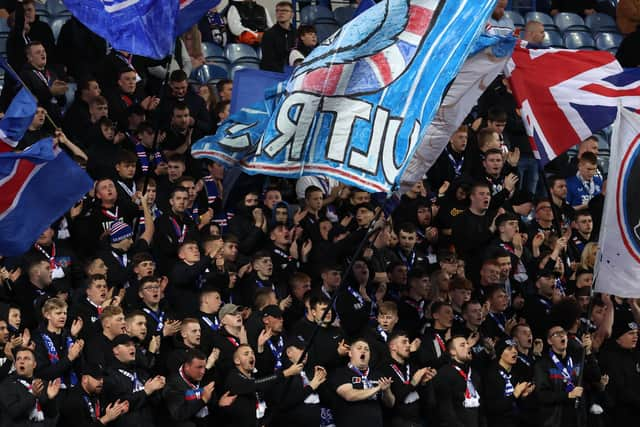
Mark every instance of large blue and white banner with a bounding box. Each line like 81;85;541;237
238;0;498;192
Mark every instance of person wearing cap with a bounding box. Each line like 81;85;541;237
59;363;130;426
600;313;640;425
332;338;393;427
433;335;481;427
222;343;304;427
103;334;166;427
533;325;587;427
163;349;236;427
210;304;248;382
0;346;61;427
255;304;286;374
483;338;535;427
382;331;436;427
268;336;328;427
97;220;136;291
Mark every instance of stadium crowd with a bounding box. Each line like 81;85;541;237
0;0;639;427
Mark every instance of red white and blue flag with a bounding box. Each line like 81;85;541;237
507;45;640;163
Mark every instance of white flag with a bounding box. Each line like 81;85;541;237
594;107;640;298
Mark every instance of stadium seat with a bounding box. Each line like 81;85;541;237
333;6;356;26
0;18;10;35
225;43;259;64
504;11;525;29
525;11;554;28
315;23;339;43
564;31;596;49
301;5;334;25
202;42;226;62
585;13;618;33
47;0;72;17
191;64;230;85
64;82;76;111
50;16;69;42
543;30;564;47
554;12;589;33
595;32;623;51
230;62;259;80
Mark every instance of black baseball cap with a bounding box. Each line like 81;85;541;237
80;363;106;379
111;334;135;348
262;305;283;319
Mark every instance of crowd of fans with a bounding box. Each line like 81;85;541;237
0;0;639;427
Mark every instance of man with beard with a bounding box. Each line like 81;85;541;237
59;363;129;426
163;349;235;427
223;344;302;426
383;331;437;427
157;70;211;137
0;347;61;426
483;338;535;427
14;256;55;331
433;336;481;427
332;339;394;427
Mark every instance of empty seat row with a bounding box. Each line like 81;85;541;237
542;30;622;52
506;11;618;34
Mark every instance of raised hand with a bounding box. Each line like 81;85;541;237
71;317;84;337
46;379;61;399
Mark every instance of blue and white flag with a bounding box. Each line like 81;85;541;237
594;107;640;298
241;0;498;192
0;139;94;256
63;0;180;59
177;0;220;36
0;58;38;149
401;33;516;186
191;80;286;166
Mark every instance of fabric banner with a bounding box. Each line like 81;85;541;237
0;140;94;256
238;0;497;192
63;0;180;59
506;45;640;163
176;0;221;36
594;107;640;298
400;33;516;187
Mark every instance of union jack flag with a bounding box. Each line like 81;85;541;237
507;45;640;163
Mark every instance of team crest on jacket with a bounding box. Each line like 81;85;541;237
617;133;640;262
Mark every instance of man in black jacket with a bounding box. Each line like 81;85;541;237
162;349;235;427
59;363;129;426
0;347;61;427
157;70;211;138
103;334;165;427
259;2;295;72
433;335;481;427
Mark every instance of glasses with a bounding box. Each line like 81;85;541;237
550;330;567;338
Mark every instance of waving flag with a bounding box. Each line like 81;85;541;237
401;33;516;186
0;59;38;150
63;0;180;59
0;139;94;256
177;0;220;36
506;45;640;163
240;0;497;192
595;108;640;297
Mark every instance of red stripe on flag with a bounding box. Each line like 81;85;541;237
0;159;37;215
370;52;392;84
406;6;434;35
581;83;640;98
303;64;345;95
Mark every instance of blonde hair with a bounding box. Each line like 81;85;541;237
42;297;67;315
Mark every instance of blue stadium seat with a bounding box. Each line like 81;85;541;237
554;12;589;33
230;62;259;80
595;32;623;51
301;5;334;25
525;11;554;27
504;11;525;28
315;23;339;43
0;18;10;35
543;30;564;47
202;42;225;62
50;16;69;42
564;31;596;49
585;13;618;33
48;0;71;17
225;43;259;63
35;2;49;18
333;6;356;26
191;64;230;84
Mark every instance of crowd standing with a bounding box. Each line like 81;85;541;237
0;0;638;427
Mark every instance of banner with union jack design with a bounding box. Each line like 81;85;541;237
240;0;498;192
507;44;640;163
